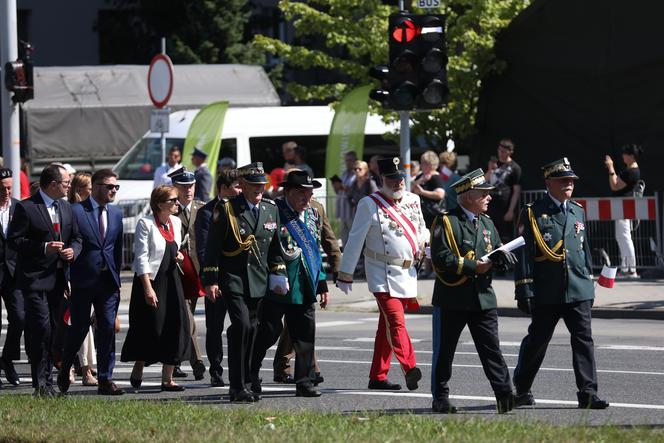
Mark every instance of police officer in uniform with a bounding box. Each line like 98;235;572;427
201;162;286;403
430;169;517;414
513;158;609;410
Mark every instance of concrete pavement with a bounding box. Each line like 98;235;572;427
119;271;664;320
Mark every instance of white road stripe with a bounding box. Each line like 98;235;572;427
344;338;423;343
316;321;364;328
598;345;664;352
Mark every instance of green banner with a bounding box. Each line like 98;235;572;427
182;101;229;181
325;85;372;179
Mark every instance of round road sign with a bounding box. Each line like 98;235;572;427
148;54;174;108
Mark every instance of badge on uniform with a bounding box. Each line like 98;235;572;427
239;228;246;235
264;221;277;231
482;229;491;246
543;232;552;242
575;220;585;235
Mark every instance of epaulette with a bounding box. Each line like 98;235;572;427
262;198;276;205
480;213;491;219
570;200;583;207
525;202;533;207
220;197;228;203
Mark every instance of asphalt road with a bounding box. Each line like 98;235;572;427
2;308;663;426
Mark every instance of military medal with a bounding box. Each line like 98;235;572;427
575;220;585;234
543;232;552;242
482;229;491;246
239;228;246;235
264;221;277;230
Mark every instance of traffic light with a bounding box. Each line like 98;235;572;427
369;13;448;111
4;41;34;104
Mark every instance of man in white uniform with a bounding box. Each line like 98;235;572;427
337;157;428;391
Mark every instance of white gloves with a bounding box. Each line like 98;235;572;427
336;281;352;295
269;274;289;295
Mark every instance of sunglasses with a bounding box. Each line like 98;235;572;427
163;197;178;204
95;183;120;191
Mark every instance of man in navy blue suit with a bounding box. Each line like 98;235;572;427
57;169;124;395
9;164;82;398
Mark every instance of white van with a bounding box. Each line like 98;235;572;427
112;105;423;231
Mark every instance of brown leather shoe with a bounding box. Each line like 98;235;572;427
98;380;125;396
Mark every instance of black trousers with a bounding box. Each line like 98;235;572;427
1;281;26;361
23;270;65;388
224;292;261;391
514;300;597;395
62;271;120;383
431;306;512;399
204;295;227;379
252;299;316;386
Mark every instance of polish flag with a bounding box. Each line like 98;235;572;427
597;265;617;288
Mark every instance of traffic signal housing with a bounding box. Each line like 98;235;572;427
369;13;448;111
4;42;34;104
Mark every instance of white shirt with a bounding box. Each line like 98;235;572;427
0;199;11;238
39;190;60;256
459;203;478;224
153;162;181;188
89;196;108;236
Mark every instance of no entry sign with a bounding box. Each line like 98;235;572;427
148;54;174;108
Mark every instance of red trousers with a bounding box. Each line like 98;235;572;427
369;292;417;381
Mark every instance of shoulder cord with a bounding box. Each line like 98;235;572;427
221;200;258;257
432;215;475;287
528;207;565;262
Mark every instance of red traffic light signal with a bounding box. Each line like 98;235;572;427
391;17;418;43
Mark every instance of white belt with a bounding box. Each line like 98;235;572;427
365;248;413;269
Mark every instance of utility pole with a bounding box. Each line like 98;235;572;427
398;0;412;187
1;0;21;199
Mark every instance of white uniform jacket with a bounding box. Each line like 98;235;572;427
338;191;429;298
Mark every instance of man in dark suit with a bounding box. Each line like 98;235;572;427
430;168;517;414
57;169;124;395
202;162;285;403
9;164;82;397
0;168;24;386
513;158;609;410
195;169;240;387
168;166;206;380
191;148;212;202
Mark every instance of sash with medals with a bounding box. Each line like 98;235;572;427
369;191;418;256
277;199;322;293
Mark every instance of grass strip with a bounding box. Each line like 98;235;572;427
0;395;662;442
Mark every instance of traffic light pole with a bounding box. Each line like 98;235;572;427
1;0;22;199
399;110;411;188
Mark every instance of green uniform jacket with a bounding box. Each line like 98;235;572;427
266;199;326;305
201;195;285;298
430;206;502;311
514;194;594;304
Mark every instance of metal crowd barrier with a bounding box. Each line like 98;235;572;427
519;190;663;271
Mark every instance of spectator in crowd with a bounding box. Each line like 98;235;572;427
485;138;522;243
58;169;124;395
332;151;357;247
195;169;240;387
153;146;182;188
20;157;31;199
121;185;190;392
168;167;206;380
369;155;383;188
291;145;314;177
66;172;98;387
9;164;82;397
217;157;236;173
349;160;378;214
410;160;420;178
438;151;461;211
191;148;212;202
604;144;644;279
0;168;24;387
412;151;446;229
265;168;286;200
282;141;298;171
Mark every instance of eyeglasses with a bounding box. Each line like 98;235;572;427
162;197;178;204
95;183;120;191
57;180;71;186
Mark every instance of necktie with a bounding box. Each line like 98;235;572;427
252;206;259;221
473;217;478;229
98;206;106;243
560;203;566;215
52;201;61;240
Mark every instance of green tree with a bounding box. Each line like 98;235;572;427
253;0;532;143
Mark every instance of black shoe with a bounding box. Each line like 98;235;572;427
57;367;71;394
130;376;142;389
273;373;295;384
229;389;255;403
577;392;609;409
33;386;59;398
296;384;322;397
98;380;125;396
368;379;402;390
515;391;536;407
313;372;324;386
405;367;422;391
161;383;185;392
210;374;225;387
192;361;206;381
172;366;187;378
432;397;458;414
496;393;516;414
0;358;19;386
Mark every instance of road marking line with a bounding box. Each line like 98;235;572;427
598;345;664;351
344;338;423;343
316;321;365;328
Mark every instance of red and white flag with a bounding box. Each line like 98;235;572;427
597;265;617;288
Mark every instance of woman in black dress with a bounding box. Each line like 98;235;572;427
121;185;191;391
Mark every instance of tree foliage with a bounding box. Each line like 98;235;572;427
253;0;532;144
